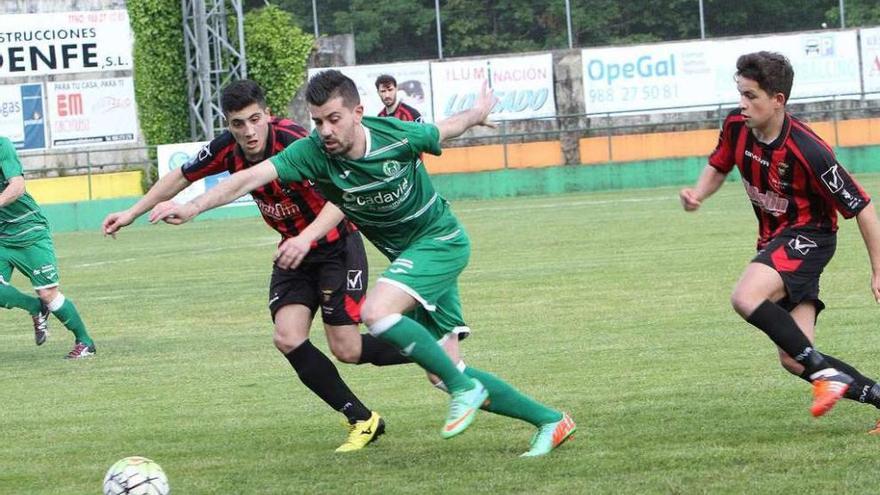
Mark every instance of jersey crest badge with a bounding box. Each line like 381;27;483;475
382;160;402;177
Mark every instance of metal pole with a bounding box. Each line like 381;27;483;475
564;0;573;49
435;0;443;60
699;0;706;39
312;0;319;37
839;0;845;29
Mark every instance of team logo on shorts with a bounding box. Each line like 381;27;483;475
346;270;363;291
788;235;817;255
382;160;402;177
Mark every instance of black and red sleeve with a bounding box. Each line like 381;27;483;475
180;132;236;182
789;123;870;219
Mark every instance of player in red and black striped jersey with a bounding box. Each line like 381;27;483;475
102;80;409;452
681;52;880;425
376;74;423;122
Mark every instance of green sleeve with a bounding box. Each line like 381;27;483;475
405;122;442;156
0;137;23;179
269;138;321;183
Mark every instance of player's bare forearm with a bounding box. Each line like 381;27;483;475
437;80;498;141
693;165;726;200
298;202;346;244
680;165;726;211
189;160;278;215
274;203;345;269
0;176;25;207
129;168;191;218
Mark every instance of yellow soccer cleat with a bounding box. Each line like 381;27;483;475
336;411;385;453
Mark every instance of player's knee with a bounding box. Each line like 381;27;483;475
729;290;758;318
359;301;381;327
272;327;306;354
329;342;360;364
361;302;398;330
36;287;60;306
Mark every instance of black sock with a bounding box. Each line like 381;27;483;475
285;339;372;423
357;334;411;366
746;300;829;375
800;354;880;406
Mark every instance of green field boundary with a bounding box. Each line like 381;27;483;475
41;144;880;233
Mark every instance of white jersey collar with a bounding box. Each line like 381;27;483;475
361;123;372;157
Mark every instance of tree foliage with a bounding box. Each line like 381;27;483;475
127;0;190;146
258;0;880;62
243;5;313;117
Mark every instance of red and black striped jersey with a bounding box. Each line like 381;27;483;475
709;109;871;250
378;101;423;122
181;117;353;247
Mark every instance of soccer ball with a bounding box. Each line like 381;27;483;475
102;456;170;495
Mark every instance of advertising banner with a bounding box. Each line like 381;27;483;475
0;83;46;150
309;61;433;122
582;30;862;114
861;27;880;96
431;53;556;121
0;10;132;77
47;77;138;147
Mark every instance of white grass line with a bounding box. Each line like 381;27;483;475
455;195;672;214
454;190;742;214
72;239;278;268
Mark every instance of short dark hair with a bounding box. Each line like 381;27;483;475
306;70;360;108
736;51;794;103
220;79;267;114
375;74;397;89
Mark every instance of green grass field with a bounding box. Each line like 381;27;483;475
5;177;880;494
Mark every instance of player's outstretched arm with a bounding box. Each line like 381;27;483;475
680;165;726;212
436;80;498;142
148;160;279;225
274;202;346;270
0;176;25;207
855;202;880;303
103;167;192;237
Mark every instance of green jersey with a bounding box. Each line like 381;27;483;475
0;137;49;248
270;116;459;258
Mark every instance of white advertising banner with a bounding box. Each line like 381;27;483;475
156;142;252;206
581;40;716;114
861;27;880;96
582;30;863;114
715;30;862;103
308;62;433;122
431;54;556;121
47;77;138;147
0;10;132;77
0;83;46;150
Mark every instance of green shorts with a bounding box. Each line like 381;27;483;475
0;235;60;289
376;226;470;340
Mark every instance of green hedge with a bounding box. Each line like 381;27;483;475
128;0;190;147
243;5;313;117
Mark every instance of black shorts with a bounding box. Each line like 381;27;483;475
752;228;836;314
268;232;368;326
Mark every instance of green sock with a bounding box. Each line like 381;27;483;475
52;298;93;346
0;283;41;314
375;315;473;393
464;366;562;426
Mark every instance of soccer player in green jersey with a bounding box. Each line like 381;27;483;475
0;136;96;358
150;70;575;456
